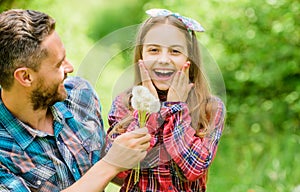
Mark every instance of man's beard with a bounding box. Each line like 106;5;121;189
30;79;67;110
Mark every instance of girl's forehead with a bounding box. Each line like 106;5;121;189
143;24;187;48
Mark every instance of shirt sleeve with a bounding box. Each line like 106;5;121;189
161;98;225;181
62;77;106;166
64;77;106;149
0;164;31;192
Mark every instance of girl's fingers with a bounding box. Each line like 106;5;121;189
182;61;190;78
178;61;190;85
172;70;180;84
138;60;159;98
139;60;151;84
167;61;192;102
187;83;194;95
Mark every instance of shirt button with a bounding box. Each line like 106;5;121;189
72;168;76;173
37;180;41;185
57;141;60;145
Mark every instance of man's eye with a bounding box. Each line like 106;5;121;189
56;62;62;68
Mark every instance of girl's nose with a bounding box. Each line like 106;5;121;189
158;50;170;64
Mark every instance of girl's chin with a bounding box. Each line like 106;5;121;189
152;79;172;91
153;84;170;91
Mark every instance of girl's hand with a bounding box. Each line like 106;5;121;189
167;61;193;102
138;60;159;99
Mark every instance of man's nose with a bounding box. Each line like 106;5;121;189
63;59;74;73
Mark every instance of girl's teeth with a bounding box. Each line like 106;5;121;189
155;70;173;74
154;70;174;77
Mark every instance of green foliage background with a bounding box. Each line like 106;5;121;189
1;0;299;191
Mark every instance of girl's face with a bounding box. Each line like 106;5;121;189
142;24;188;91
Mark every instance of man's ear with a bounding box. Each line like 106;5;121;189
14;67;34;87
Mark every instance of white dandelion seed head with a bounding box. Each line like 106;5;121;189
149;99;161;113
131;86;160;112
132;86;150;97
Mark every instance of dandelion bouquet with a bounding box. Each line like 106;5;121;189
128;85;160;187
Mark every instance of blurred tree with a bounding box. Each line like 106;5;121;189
207;0;300;190
86;0;151;68
210;0;300;134
88;0;149;40
0;0;15;11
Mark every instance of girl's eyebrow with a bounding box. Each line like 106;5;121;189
144;43;185;49
143;43;159;46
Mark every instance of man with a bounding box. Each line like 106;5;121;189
0;9;150;191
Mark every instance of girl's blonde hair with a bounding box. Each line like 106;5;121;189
132;15;218;136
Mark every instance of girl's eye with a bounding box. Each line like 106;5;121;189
171;49;181;55
149;48;159;53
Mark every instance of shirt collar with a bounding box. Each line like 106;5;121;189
0;92;74;149
52;102;74;137
0;96;34;150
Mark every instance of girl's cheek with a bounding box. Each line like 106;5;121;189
143;60;155;69
176;63;186;71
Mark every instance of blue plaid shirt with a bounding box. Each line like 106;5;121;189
0;77;105;192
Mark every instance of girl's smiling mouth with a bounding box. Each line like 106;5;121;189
153;69;175;79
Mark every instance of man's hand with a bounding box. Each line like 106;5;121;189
102;127;150;171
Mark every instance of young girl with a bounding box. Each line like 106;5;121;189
106;8;226;192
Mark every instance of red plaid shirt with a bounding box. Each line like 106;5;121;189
106;92;225;192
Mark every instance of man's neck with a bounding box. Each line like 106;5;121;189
1;89;54;134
